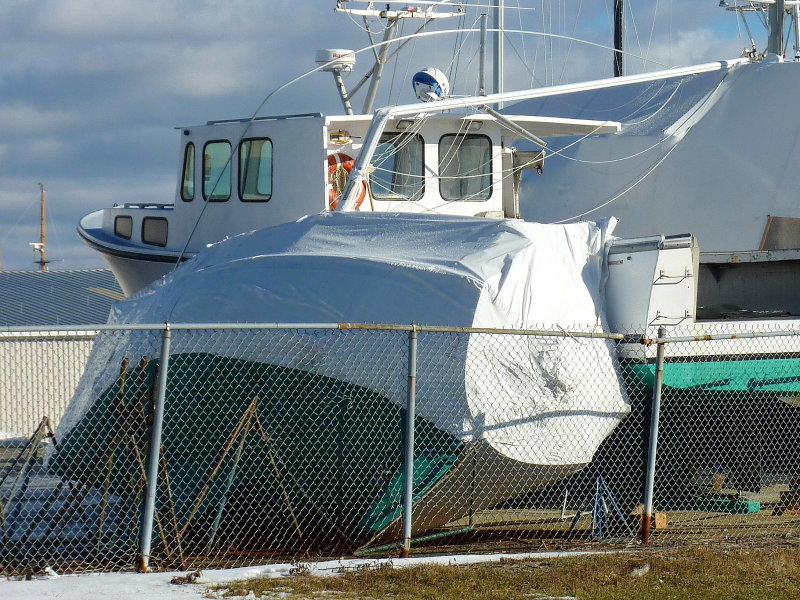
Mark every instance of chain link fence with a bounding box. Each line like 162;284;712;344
2;322;800;575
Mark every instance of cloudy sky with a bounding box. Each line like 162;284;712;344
0;0;759;271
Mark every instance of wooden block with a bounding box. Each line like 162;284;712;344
636;512;668;530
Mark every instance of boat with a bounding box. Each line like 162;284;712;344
55;212;633;551
53;214;800;555
57;1;800;555
79;2;800;316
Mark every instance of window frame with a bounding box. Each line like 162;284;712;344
238;137;273;202
202;139;233;202
114;215;133;240
370;132;425;202
437;133;493;202
141;216;168;247
181;142;195;202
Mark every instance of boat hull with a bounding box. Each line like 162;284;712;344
97;251;179;297
51;352;584;554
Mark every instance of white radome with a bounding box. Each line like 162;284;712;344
412;67;450;102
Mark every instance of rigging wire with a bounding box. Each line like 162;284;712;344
628;0;645;72
0;193;38;265
368;64;705;217
644;0;660;67
448;4;467;90
514;0;529;87
556;0;584;84
46;198;66;265
504;35;546;87
550;69;733;223
387;19;405;100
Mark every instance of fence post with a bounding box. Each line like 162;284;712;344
401;325;418;558
136;322;172;573
642;326;666;544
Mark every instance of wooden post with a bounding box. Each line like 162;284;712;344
36;183;48;271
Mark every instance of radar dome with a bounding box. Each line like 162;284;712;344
412;67;450;102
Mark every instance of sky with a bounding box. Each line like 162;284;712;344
0;0;761;271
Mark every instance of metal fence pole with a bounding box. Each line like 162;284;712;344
401;326;418;558
642;326;666;544
136;322;172;572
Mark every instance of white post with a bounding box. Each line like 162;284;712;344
136;323;171;572
493;0;504;105
401;327;418;558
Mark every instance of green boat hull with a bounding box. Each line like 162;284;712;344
51;352;463;554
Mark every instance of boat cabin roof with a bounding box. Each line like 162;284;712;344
179;111;621;140
326;113;621;138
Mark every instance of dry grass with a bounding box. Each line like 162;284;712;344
208;546;800;600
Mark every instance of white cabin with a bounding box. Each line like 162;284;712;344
78;112;619;296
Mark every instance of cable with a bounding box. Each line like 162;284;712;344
556;0;584;84
550;68;733;223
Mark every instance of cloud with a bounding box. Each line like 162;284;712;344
0;104;81;137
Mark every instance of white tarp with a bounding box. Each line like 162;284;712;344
60;212;629;466
509;59;800;253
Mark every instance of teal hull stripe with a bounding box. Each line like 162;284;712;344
626;358;800;393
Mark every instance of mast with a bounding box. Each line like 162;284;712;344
362;17;399;114
768;0;786;55
613;0;624;76
493;0;504;98
795;4;800;59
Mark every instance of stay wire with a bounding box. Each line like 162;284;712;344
550;69;732;223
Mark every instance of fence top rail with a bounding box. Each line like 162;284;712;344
657;329;800;344
4;323;800;342
0;331;99;341
0;321;626;340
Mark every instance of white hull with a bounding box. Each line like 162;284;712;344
98;251;180;298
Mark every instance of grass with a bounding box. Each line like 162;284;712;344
207;547;800;600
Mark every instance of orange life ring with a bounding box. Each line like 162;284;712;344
327;152;366;210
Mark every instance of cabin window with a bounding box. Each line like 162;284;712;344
203;141;232;201
371;133;424;201
239;138;273;201
181;143;195;201
142;217;168;247
438;134;492;201
114;216;132;240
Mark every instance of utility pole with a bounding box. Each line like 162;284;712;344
614;0;624;77
33;183;48;271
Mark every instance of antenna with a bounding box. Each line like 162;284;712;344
30;182;50;271
316;49;357;115
333;1;465;114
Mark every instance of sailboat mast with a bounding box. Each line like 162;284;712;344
614;0;624;77
768;0;786;56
